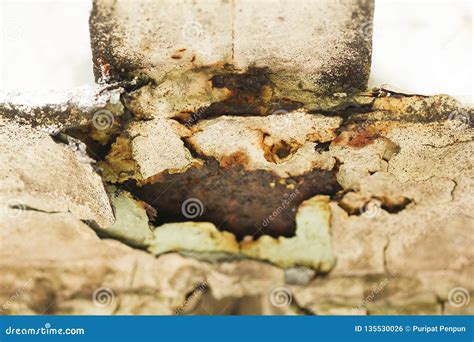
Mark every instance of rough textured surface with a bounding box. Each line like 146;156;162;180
97;187;155;247
1;93;472;316
241;196;335;270
90;0;373;95
1;209;472;315
188;111;340;177
0;87;124;136
103;116;200;183
1;0;473;317
147;222;239;257
0;118;114;228
116;110;341;238
131;160;340;239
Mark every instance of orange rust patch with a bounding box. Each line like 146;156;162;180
334;125;380;148
97;57;111;79
348;131;374;147
220;151;250;168
141;172;166;185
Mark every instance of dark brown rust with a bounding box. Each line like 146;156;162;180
172;68;304;125
130;159;341;239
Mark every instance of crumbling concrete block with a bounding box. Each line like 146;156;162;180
0;118;114;228
90;0;373;95
0;0;472;317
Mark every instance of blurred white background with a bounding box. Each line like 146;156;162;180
0;0;472;103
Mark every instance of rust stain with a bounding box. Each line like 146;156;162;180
131;159;341;239
333;125;381;148
171;48;188;60
219;151;250;168
97;57;111;79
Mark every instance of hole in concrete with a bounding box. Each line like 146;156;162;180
128;158;341;240
263;140;296;164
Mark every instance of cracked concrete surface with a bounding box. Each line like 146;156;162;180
0;0;473;316
1;90;472;315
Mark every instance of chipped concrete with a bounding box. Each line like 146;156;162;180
147;222;239;257
103;116;200;183
1;89;473;315
3;89;473;314
1;0;473;316
0;86;124;139
188;111;340;177
241;196;335;271
97;187;155;248
120;110;342;238
0;119;114;228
